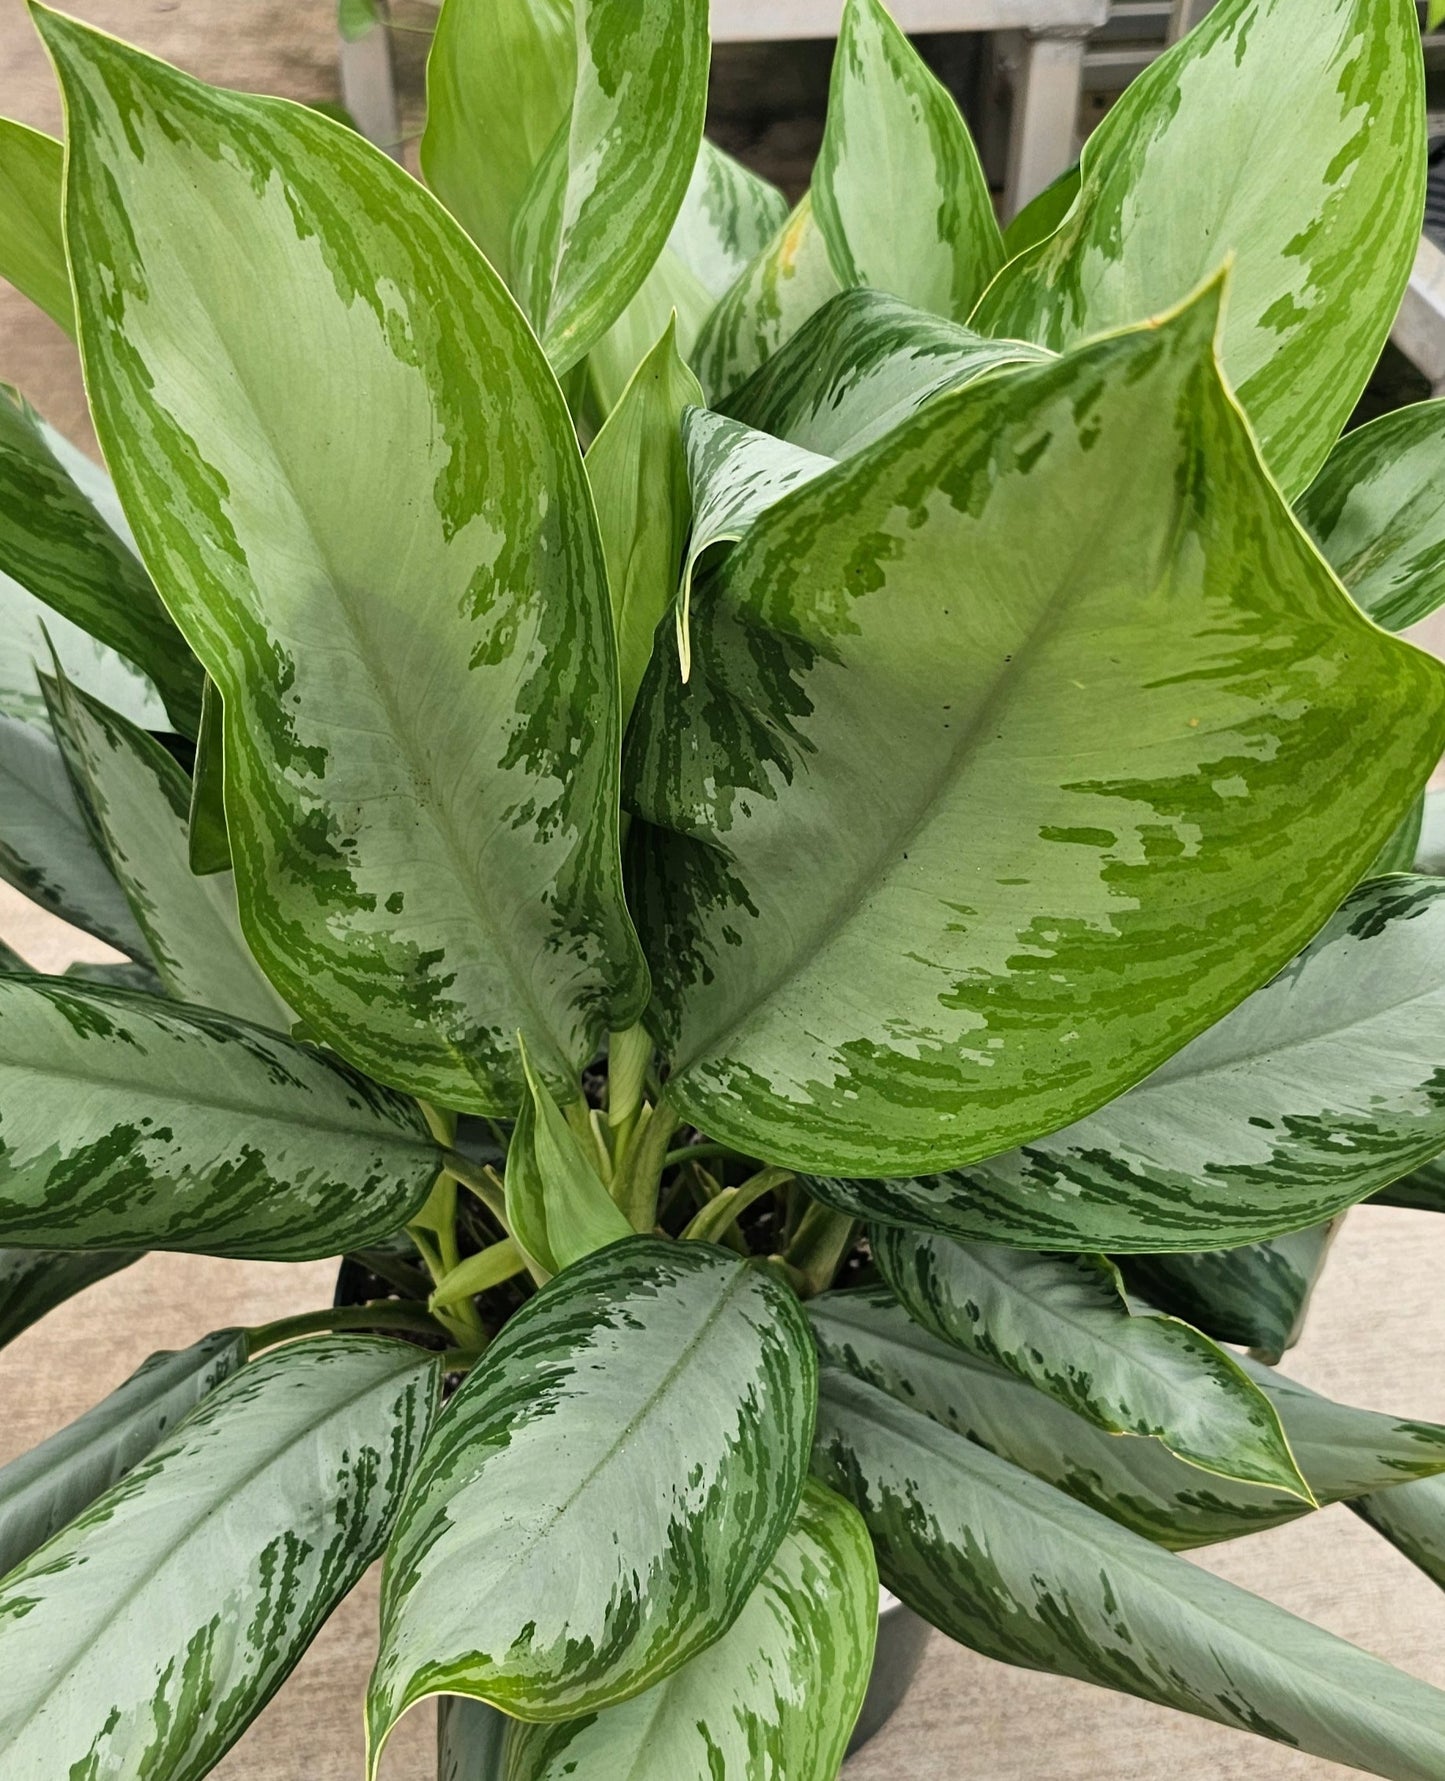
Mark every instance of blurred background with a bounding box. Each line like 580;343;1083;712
2;2;1445;1777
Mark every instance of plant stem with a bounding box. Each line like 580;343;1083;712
245;1300;443;1355
682;1166;793;1244
430;1237;527;1309
408;1172;487;1346
614;1097;681;1231
662;1140;748;1170
437;1347;482;1373
442;1149;509;1224
779;1201;859;1298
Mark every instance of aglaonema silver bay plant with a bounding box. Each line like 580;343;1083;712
1;0;1445;1772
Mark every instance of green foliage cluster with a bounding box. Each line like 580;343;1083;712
2;0;1445;1772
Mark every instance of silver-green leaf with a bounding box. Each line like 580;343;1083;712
810;1285;1445;1552
0;1327;245;1576
0;711;149;960
813;0;1003;320
974;0;1425;497
0;1246;142;1353
368;1237;816;1758
0;386;200;736
628;288;1445;1179
873;1227;1310;1498
1297;399;1445;632
0;974;441;1258
43;674;289;1027
810;877;1445;1248
509;0;709;373
691;194;843;404
0;1336;438;1779
815;1366;1445;1777
724;286;1048;461
41;10;648;1112
502;1479;877;1781
1118;1218;1340;1362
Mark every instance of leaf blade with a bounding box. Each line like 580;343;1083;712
813;0;1003;320
974;0;1425;495
810;1284;1445;1551
0;117;71;332
43;674;289;1028
502;1479;877;1781
43;12;648;1112
0;974;441;1258
1297;399;1445;631
368;1236;817;1750
814;1366;1445;1777
628;289;1445;1178
510;0;710;372
0;1336;438;1779
873;1227;1310;1498
809;877;1445;1248
0;1327;245;1575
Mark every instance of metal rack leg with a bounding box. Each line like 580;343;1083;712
1002;26;1089;219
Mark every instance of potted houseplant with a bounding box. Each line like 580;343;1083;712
3;0;1445;1774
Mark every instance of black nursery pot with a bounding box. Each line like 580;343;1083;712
847;1593;931;1757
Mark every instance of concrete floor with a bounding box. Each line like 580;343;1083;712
5;3;1445;1776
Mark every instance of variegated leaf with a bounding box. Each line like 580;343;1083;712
0;1336;438;1778
42;12;648;1113
813;0;1002;320
502;1479;877;1781
1;564;165;737
368;1237;816;1756
810;1286;1445;1551
44;675;288;1027
0;118;70;332
0;1246;141;1352
974;0;1424;497
873;1227;1309;1497
1353;1475;1445;1596
627;290;1445;1179
691;194;842;404
814;1366;1445;1775
504;1037;633;1275
0;1327;245;1575
0;386;200;736
668;139;789;305
0;711;149;959
725;287;1048;460
584;319;703;723
0;974;441;1258
589;139;786;413
677;408;833;675
1297;400;1445;631
810;877;1445;1245
1119;1218;1340;1362
421;0;575;284
509;0;709;373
